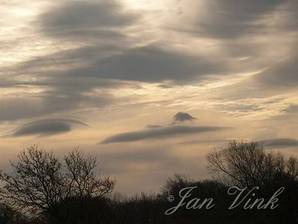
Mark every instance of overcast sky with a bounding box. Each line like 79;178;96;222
1;0;298;194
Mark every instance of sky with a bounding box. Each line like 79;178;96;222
0;0;298;194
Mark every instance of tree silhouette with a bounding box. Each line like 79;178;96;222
207;141;298;187
0;146;114;215
0;143;297;224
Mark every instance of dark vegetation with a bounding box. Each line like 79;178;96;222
0;141;297;224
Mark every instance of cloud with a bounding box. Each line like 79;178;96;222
0;40;228;122
174;0;298;92
2;0;296;127
257;53;298;88
39;0;138;42
146;125;163;129
61;45;226;83
0;94;111;121
182;0;284;39
10;118;87;137
101;125;227;144
14;43;227;87
173;112;196;124
260;138;298;148
178;139;228;145
284;104;298;114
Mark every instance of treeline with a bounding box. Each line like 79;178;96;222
0;142;297;224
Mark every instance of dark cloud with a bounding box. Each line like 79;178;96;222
1;42;227;121
184;0;298;90
39;0;138;41
2;0;296;125
0;94;111;121
8;45;121;89
178;139;228;145
24;44;226;83
0;46;123;122
10;118;87;137
101;125;227;144
14;43;226;85
284;104;298;114
186;0;284;39
0;24;228;122
173;112;196;124
146;125;163;129
260;138;298;148
257;53;298;88
0;97;52;121
222;104;262;113
63;45;225;83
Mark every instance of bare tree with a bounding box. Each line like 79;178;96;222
0;146;114;213
207;141;298;187
64;149;114;198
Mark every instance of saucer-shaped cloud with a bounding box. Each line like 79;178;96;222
11;119;87;137
260;138;298;148
173;112;196;124
101;125;227;144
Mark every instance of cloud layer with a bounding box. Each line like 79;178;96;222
40;0;138;41
190;0;284;39
260;138;298;148
1;0;298;194
101;125;227;144
11;119;87;137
